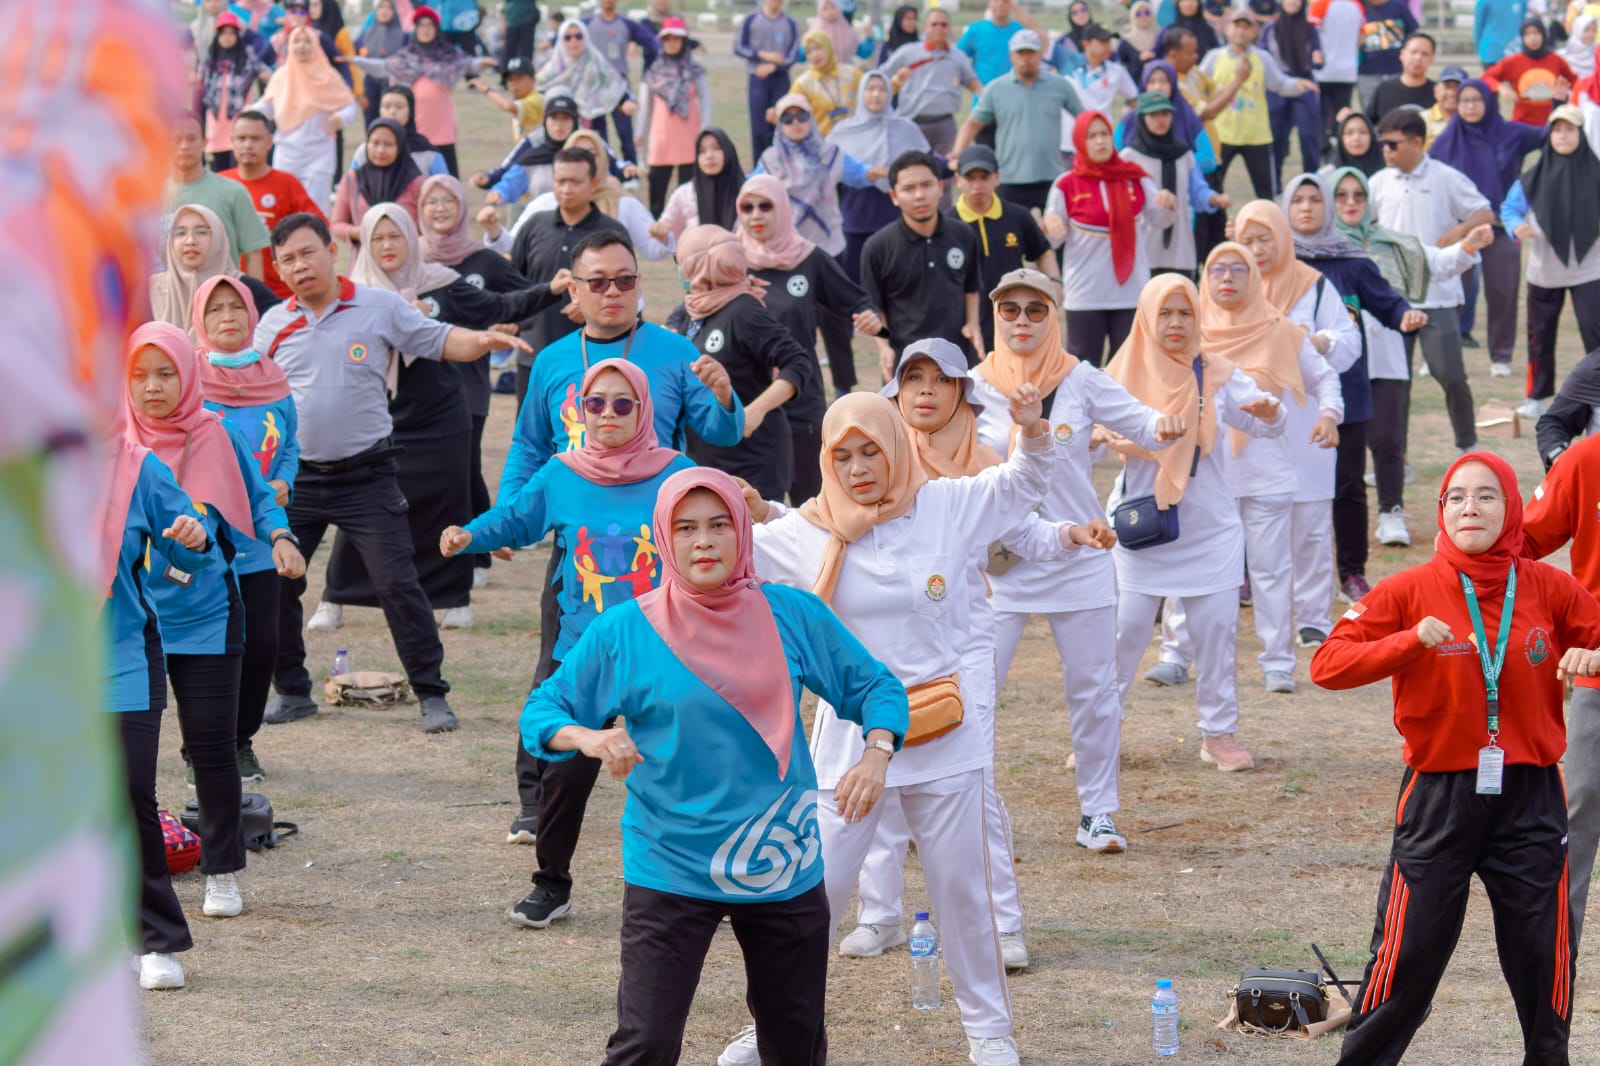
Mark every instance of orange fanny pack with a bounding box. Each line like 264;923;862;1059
903;674;964;747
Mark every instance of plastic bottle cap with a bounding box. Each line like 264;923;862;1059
336;649;348;655
914;911;930;921
1157;979;1173;989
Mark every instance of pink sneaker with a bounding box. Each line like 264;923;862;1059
1200;734;1255;772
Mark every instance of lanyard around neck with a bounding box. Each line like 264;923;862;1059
1458;565;1516;738
580;321;638;372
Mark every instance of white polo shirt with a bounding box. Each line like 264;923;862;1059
1368;158;1491;309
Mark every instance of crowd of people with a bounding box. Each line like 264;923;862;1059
90;0;1600;1063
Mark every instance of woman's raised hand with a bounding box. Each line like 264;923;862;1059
1009;382;1044;433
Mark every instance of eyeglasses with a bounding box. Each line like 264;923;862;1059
996;300;1051;322
779;111;810;126
572;274;639;293
1206;262;1249;280
739;199;776;214
1441;491;1504;512
582;395;638;416
1333;189;1367;202
1379;138;1407;150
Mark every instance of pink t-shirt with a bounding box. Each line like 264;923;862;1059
412;76;456;146
646;95;701;168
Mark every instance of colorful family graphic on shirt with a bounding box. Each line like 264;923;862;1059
253;412;283;479
562;383;586;451
573;521;662;613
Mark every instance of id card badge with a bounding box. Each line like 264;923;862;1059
1476;745;1505;795
163;564;194;588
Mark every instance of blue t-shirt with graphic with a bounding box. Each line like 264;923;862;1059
522;584;909;903
205;394;299;576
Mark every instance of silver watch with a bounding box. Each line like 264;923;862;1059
864;738;895;760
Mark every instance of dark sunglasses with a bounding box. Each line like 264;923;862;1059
562;31;585;40
996;300;1051;322
1379;138;1407;150
1334;189;1367;202
739;199;776;214
572;274;639;293
582;396;638;416
779;111;810;126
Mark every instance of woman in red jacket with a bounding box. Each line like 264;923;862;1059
1311;451;1600;1066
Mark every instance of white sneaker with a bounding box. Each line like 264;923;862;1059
1404;462;1414;485
306;602;343;631
1376;507;1411;547
968;1035;1021;1066
1143;661;1190;687
1076;813;1127;853
139;952;185;990
1490;361;1513;377
1417;360;1430;377
838;922;907;957
999;931;1030;971
203;872;242;918
1518;397;1551;420
1263;669;1297;694
472;567;489;590
438;605;473;629
717;1026;760;1066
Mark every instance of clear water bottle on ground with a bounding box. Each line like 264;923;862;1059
909;911;940;1010
1152;978;1179;1056
332;648;352;677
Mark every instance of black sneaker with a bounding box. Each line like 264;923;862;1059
506;885;570;928
1461;333;1480;349
420;695;459;733
506;810;538;845
1296;626;1328;648
265;693;318;725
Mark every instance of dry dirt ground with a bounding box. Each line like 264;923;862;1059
141;34;1600;1066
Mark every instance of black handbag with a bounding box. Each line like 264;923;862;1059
1109;354;1205;552
181;793;299;853
1230;969;1327;1032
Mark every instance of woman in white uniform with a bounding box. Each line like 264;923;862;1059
1106;272;1287;773
254;26;360;214
842;334;1113;973
1152;239;1343;696
737;387;1055;1066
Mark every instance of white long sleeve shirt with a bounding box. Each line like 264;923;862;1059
1045;176;1176;310
1222;339;1343;500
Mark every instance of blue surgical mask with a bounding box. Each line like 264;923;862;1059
206;349;262;369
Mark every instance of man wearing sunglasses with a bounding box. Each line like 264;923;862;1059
1367;108;1493;458
507;146;630;404
498;228;744;848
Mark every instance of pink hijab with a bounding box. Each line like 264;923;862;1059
416;175;482;266
125;321;258;541
737;174;816;272
637;467;795;777
192;276;292;407
96;404;152;594
555;358;682;485
677;224;769;320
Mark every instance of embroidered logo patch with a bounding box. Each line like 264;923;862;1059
946;247;965;270
925;574;948;602
347;342;369;363
786;274;809;298
1526;626;1551;667
464;273;486;290
260;193;277;208
1004;232;1019;248
1053;423;1074;445
704;328;725;354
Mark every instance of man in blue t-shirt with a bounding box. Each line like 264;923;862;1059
957;0;1043;87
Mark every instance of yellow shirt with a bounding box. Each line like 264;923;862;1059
1178;66;1220;155
794;66;861;136
515;91;546;139
1423;103;1448;149
1210;49;1270;147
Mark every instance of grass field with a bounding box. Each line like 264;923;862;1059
139;28;1600;1065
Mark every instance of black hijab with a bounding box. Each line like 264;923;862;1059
692;128;745;230
1270;1;1315;78
1067;0;1093;45
886;5;920;52
357;118;424;207
1127;107;1187;247
509;107;577;169
1522;124;1600;266
1521;16;1551;59
380;84;438;155
1331;113;1384;177
1168;0;1219;53
311;0;345;41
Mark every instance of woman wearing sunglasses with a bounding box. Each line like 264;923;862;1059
441;358;696;929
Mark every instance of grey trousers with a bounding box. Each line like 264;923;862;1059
1567;685;1600;953
1404;310;1477;451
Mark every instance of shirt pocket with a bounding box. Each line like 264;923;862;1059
906;553;955;621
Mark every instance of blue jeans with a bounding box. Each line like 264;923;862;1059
1268;90;1322;181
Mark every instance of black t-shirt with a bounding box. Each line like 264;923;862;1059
420;277;555;418
667;293;815;500
508;206;628;365
752;247;873;427
1365;78;1435;123
948;199;1051;354
861;214;983;366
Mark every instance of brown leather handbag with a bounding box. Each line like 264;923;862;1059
903;674;964;746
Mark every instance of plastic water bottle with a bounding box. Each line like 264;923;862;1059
1152;978;1179;1056
332;648;352;677
909;911;940;1010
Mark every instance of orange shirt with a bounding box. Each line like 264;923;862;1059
1310;554;1600;772
219;167;325;298
1525;432;1600;690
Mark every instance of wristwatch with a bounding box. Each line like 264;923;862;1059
272;531;301;549
864;738;895;760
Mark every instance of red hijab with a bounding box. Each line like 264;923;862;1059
125;322;258;541
636;468;796;778
1054;111;1149;284
1432;451;1525;597
555;358;682;485
192;276;291;408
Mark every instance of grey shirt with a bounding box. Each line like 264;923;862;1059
883;42;977;119
970;70;1082;184
256;281;453;462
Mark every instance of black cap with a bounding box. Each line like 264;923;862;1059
1080;23;1112;42
956;144;999;175
504;55;535;77
545;93;579;117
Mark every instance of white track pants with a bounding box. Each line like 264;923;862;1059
819;769;1012;1038
1290;499;1335;635
1118;588;1242;738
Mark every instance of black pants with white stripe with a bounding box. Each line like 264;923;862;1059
1337;763;1571;1066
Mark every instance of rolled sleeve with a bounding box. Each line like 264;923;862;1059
372;289;454;359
